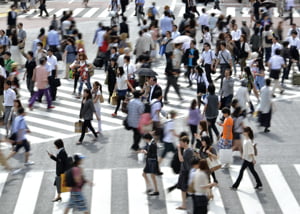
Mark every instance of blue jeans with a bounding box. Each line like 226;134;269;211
78;78;91;94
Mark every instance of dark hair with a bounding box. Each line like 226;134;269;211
0;57;4;67
17;107;25;115
199;120;208;134
144;103;151;113
133;90;142;98
54;139;64;149
265;78;271;86
5;80;12;86
199;159;210;171
195;65;204;75
191;157;200;166
27;51;34;58
232;106;242;118
207;84;215;95
94;81;102;94
180;136;189;144
117;67;125;76
39;57;47;65
14;99;22;108
275;48;281;55
231;98;239;108
243;126;254;141
4;51;11;56
201;136;212;148
179;131;188;138
143;133;153;140
222;107;231;115
124;55;130;62
84;88;92;100
203;42;211;48
244;66;253;79
190;99;197;110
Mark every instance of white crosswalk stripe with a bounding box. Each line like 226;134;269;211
0;165;300;213
16;6;300;19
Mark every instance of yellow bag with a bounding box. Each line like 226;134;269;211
60;174;71;193
110;92;118;106
99;94;104;103
75;120;87;133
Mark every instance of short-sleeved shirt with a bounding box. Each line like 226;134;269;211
242;139;255;162
222;116;233;140
151;100;161;122
181;148;194;172
12;115;27;141
163;120;175;143
202;50;215;64
218;49;231;64
268;55;285;70
116;74;128;90
71;167;84;192
65;45;77;63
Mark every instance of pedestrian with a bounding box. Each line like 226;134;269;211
141;133;160;196
235;80;250;115
9;29;24;66
28;57;54;110
251;57;265;91
92;81;102;134
150;94;163;142
220;68;234;109
39;0;49;17
176;136;194;210
192;159;217;214
47;139;69;202
127;90;145;151
231;126;263;190
198;136;219;183
0;58;5;118
231;106;244;153
239;34;251;73
138;103;152;135
106;58;118;103
217;107;234;168
64;153;92;214
203;84;220;142
268;49;285;97
187;99;202;146
258;78;272;133
244;67;259;113
147;76;162;103
201;43;216;84
215;42;232;89
120;0;129;16
193;65;209;107
183;40;199;88
0;30;10;51
63;38;77;79
47;26;60;53
158;110;179;165
17;23;27;54
47;49;58;101
77;89;99;145
6;107;34;166
3;80;16;136
7;4;17;36
136;0;145;26
262;25;273;64
111;67;133;117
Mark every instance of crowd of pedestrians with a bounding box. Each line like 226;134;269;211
0;0;299;213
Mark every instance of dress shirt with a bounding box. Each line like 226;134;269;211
202;50;215;64
231;29;242;41
12;115;27;141
171;31;180;39
271;42;282;56
218;49;232;64
258;85;272;113
127;98;144;128
123;63;136;79
286;36;300;49
198;13;209;27
4;88;16;106
47;30;60;46
47;55;58;71
268;55;285;69
160;16;173;35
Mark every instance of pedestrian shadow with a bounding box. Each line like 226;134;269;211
98;134;109;144
258;131;284;142
81;142;102;153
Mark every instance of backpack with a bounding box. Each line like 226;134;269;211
65;167;76;187
147;7;154;17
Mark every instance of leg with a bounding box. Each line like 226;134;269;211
170;76;182;99
78;80;84;95
132;128;141;151
78;120;89;142
211;171;218;183
248;161;262;187
0;151;11;170
232;160;249;188
180;191;187;208
209;118;220;140
86;120;97;138
142;172;150;189
164;77;171;101
150;174;158;192
189;125;198;146
114;95;125;114
74;74;79;93
44;88;52;108
204;64;212;83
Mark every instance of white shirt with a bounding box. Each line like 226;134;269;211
271;42;282;56
242;139;255;162
96;30;106;47
163;120;175;143
171;31;180;39
287;28;300;38
203;32;211;45
47;55;58;71
286;36;300;49
123;63;136;79
117;54;125;67
4;88;16;107
150;99;161;122
0;65;7;78
235;86;249;111
258;85;272;113
268;55;285;69
231;29;242;41
193;169;209;195
201;50;215;64
198;13;209;27
116;74;128;90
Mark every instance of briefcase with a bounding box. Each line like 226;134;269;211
292;72;300;85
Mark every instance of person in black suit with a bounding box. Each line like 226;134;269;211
183;40;199;87
120;0;129;16
119;16;129;38
39;0;49;17
48;139;69;202
147;76;162;103
7;4;17;36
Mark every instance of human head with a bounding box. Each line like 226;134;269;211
275;48;281;55
4;80;12;90
133;90;142;99
191;157;200;168
54;139;64;149
203;42;211;51
201;136;212;147
17;23;23;29
78;52;87;61
199;120;208;132
265;78;271;86
13;99;22;109
169;110;177;119
39;57;47;65
117;67;125;76
3;51;11;60
207;84;215;95
179;136;190;148
17;107;25;116
221;107;231;117
27;51;34;59
73;153;85;166
83;89;92;99
220;41;226;50
198;159;209;171
190;40;196;48
143;133;153;142
291;30;298;38
47;49;54;56
149;76;157;86
243;126;254;140
190;99;197;110
225;68;232;77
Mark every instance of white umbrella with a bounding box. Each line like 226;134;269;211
207;8;223;16
171;35;193;44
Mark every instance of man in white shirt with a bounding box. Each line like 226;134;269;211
268;49;285;97
171;25;180;39
123;55;136;86
235;80;250;113
285;30;300;77
47;49;58;101
258;78;272;133
271;36;282;57
198;8;209;32
287;23;300;39
201;42;216;83
3;80;16;136
160;11;173;36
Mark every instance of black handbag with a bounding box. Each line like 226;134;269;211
54;78;61;87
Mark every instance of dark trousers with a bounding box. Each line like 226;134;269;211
264;47;271;63
232;160;262;188
73;73;79;93
215;64;228;89
79;120;97;142
48;70;57;101
222;94;233;108
164;75;181;101
189;124;198;146
121;2;127;15
207;117;219;142
114;91;126;114
39;5;49;16
193;195;208;214
26;78;34;96
204;64;213;83
131;128;142;151
185;66;194;86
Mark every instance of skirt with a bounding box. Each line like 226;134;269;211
143;159;159;174
67;192;88;211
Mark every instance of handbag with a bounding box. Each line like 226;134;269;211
110;92;118;105
206;156;222;172
99;94;104;103
219;149;233;164
54;78;61;87
60;174;71;193
123;116;132;130
74;120;88;133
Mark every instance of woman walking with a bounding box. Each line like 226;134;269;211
47;139;69;202
231;126;262;190
77;89;99;145
187;99;202;147
92;81;102;134
106;58;118;103
111;67;133;117
63;38;77;79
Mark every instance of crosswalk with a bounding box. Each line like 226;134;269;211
15;5;300;20
0;164;300;214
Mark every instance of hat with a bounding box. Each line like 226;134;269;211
74;153;85;162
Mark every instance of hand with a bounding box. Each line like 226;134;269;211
177;144;181;149
252;159;256;165
96;116;100;121
47;152;52;157
224;140;228;145
217;122;222;126
194;133;200;139
26;129;31;133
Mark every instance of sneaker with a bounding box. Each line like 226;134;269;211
272;94;276;98
254;185;263;190
24;161;35;166
230;186;238;191
148;191;159;196
164;100;169;105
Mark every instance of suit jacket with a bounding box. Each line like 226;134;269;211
183;48;199;66
148;84;162;102
50;148;69;176
119;22;129;38
7;11;17;27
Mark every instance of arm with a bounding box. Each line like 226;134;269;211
177;145;184;162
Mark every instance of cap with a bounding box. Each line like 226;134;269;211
74;153;85;162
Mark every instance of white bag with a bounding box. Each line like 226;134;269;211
219;149;233;164
206;157;222;171
137;153;144;164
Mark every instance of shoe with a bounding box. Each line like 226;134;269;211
11;168;22;175
176;206;187;210
111;113;117;117
280;89;284;95
76;141;82;145
179;98;184;102
157;171;163;176
164;100;169;105
167;186;176;193
24;161;35;166
146;189;153;194
187;84;192;88
264;128;270;133
222;163;230;169
28;104;33;111
148;191;159;196
230;186;238;191
272;94;276;98
47;106;55;109
52;197;62;202
254;185;263;190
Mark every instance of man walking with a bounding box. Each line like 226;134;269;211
258;79;272;133
47;49;58;101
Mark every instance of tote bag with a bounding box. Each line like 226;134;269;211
219;149;233;164
206;157;222;172
60;174;71;193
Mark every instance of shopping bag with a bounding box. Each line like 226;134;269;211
99;94;104;103
137;152;144;164
206;157;222;172
75;120;87;133
110;92;118;106
219;149;233;164
60;174;71;193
